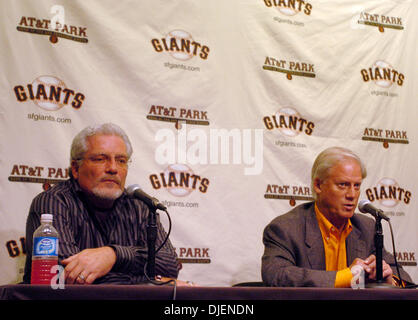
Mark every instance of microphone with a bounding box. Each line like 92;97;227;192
126;184;167;211
358;199;390;221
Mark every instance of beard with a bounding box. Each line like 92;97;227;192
91;185;123;201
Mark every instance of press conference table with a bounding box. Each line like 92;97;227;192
1;284;417;300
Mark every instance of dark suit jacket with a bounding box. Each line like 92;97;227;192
262;202;412;287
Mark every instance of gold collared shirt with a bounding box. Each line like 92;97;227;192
315;204;353;287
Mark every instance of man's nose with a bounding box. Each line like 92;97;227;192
346;186;357;199
104;158;118;173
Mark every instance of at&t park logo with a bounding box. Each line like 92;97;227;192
396;251;417;267
14;75;85;110
357;11;403;33
265;183;313;206
365;178;412;217
17;7;88;44
151;30;210;61
175;247;211;264
150;164;209;198
9;164;69;191
146;104;209;129
362;127;408;149
263;56;315;80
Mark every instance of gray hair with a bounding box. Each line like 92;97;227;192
311;146;367;199
70;123;133;165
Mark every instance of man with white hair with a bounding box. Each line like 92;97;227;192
262;146;412;287
24;123;180;284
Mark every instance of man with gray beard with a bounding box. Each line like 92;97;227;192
24;123;179;284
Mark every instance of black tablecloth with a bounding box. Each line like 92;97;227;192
1;284;417;300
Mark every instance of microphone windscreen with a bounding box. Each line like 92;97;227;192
126;184;141;196
357;199;370;213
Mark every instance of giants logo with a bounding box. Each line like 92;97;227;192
149;164;209;197
151;30;210;61
361;61;404;88
365;178;411;208
263;0;312;16
14;76;85;110
263;107;314;137
6;237;26;258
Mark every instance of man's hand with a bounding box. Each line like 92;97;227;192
349;254;393;285
363;254;393;284
61;247;116;284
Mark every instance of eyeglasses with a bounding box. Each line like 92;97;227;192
79;154;130;168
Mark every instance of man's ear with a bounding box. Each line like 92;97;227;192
313;178;322;195
71;160;79;179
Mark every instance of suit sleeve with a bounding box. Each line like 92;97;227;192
261;220;337;287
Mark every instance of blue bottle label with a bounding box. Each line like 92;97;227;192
33;237;58;256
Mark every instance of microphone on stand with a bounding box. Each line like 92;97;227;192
126;184;167;211
358;199;390;221
125;188;175;286
358;199;393;288
126;184;166;280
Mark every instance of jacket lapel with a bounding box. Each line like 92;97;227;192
346;221;367;265
304;208;326;270
303;206;368;269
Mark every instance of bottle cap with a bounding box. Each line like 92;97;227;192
40;214;53;222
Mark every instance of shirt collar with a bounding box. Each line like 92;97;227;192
314;203;352;239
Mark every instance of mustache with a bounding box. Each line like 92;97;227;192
100;177;121;185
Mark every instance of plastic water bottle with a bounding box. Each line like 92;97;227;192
31;214;59;284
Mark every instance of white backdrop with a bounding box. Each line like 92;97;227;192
1;0;417;286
